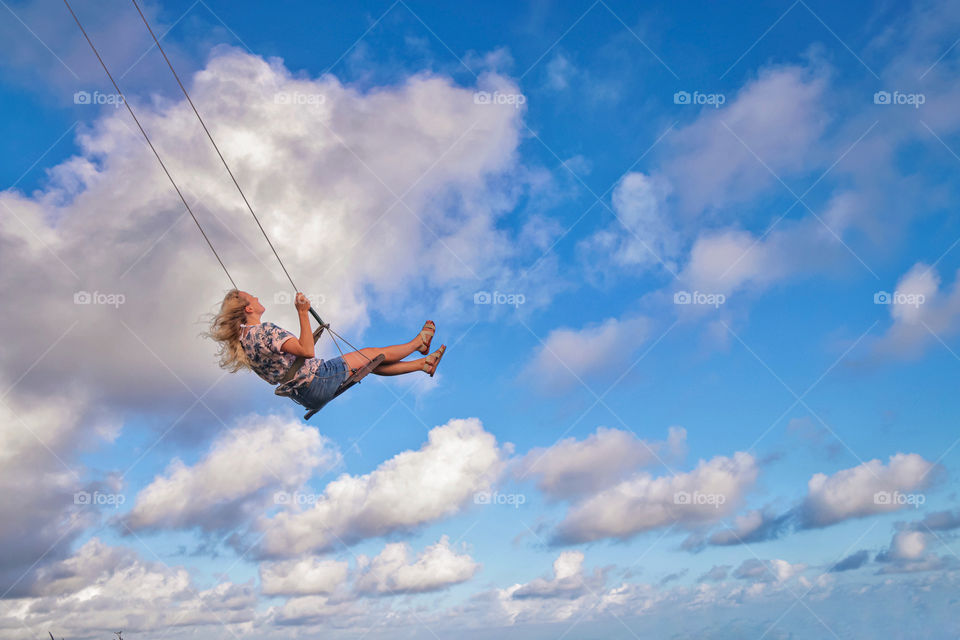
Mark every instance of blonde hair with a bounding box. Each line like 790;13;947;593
206;289;251;372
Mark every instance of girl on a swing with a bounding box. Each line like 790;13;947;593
208;290;446;413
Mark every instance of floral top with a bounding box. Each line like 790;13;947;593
240;322;320;395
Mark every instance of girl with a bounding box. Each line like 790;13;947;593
208;289;446;413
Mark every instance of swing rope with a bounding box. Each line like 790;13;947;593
63;0;237;290
67;0;374;367
128;0;300;295
127;0;373;366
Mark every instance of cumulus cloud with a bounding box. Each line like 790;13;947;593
10;538;254;636
511;551;605;600
355;536;478;595
663;63;830;217
0;47;533;417
125;414;339;533
0;45;534;595
874;264;960;359
258;418;506;556
553;451;758;544
676;194;862;300
259;557;349;596
524;315;651;393
732;558;807;583
518;426;686;500
0;394;106;596
578;172;679;274
797;453;939;529
875;530;957;574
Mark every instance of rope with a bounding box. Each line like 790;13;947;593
70;0;376;367
130;0;373;367
63;0;236;289
129;0;299;294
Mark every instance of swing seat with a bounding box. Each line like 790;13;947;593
304;353;385;420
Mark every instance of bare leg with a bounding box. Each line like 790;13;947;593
369;358;427;376
342;337;420;371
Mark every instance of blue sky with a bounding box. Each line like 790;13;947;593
2;0;960;638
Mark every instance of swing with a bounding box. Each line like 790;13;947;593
274;321;386;420
65;0;384;418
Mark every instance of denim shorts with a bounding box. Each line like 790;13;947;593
289;356;349;412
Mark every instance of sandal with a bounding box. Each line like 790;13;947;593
417;320;436;355
423;345;446;377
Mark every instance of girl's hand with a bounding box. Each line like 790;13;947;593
294;292;311;312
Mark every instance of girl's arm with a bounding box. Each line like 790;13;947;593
280;293;316;358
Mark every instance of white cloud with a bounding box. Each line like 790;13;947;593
0;394;105;596
874;264;960;358
798;453;938;528
258;417;506;556
518;426;686;500
0;48;532;416
553;452;758;544
524;315;651;393
355;536;479;595
888;531;927;560
876;530;957;574
511;551;605;600
9;538;255;636
578;172;679;274
733;558;807;583
260;557;349;596
663;63;829;217
677;192;863;299
125;414;339;532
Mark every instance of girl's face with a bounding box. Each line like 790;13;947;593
239;291;265;316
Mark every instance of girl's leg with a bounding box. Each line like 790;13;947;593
342;338;419;371
369;358;427;376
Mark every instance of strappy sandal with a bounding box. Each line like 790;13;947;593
417;320;436;355
423;345;446;377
